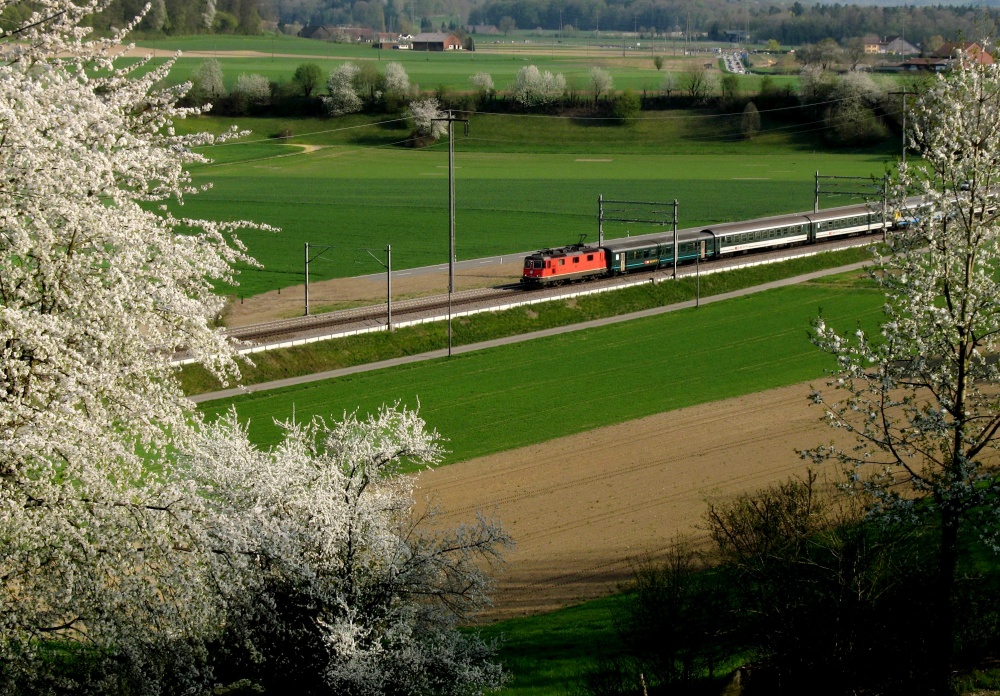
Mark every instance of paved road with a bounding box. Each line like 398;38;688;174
190;260;870;404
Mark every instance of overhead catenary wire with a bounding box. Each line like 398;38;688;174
192;95;900;153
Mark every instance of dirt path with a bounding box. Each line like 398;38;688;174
414;381;852;622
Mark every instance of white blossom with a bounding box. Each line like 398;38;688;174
512;64;566;107
232;72;271;102
202;0;216;29
382;61;410;98
185;407;511;693
470;71;494;95
0;0;263;689
192;57;226;99
589;66;614;104
407;97;447;139
324;62;363;115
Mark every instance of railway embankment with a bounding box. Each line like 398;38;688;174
183;245;873;401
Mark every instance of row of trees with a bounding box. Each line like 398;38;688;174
188;58;644;124
188;55;905;148
0;2;511;693
32;0;994;49
469;0;995;49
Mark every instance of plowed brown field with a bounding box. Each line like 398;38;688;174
414;381;853;622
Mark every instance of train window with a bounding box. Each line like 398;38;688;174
587;254;594;261
573;257;580;264
558;259;565;266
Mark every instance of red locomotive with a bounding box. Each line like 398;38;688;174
521;241;608;286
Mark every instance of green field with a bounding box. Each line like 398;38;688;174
136;33;801;94
178;119;896;297
128;34;901;298
198;275;883;463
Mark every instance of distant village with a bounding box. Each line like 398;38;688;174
861;36;993;71
295;25;498;51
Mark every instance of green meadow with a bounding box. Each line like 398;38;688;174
136;33;800;94
179;121;896;297
129;34;899;298
198;274;883;463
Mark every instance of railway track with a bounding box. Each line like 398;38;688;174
226;284;526;344
225;234;876;348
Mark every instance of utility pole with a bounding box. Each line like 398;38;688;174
303;242;334;316
598;194;604;246
672;199;678;280
432;110;469;357
889;90;910;164
362;244;393;331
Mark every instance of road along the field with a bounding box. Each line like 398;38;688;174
414;380;853;622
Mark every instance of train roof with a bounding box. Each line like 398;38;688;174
527;242;601;258
601;228;706;252
700;212;811;237
803;203;883;223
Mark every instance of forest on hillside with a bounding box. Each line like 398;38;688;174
39;0;998;51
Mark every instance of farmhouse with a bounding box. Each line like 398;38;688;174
899;42;994;71
933;42;994;65
411;32;463;51
865;35;919;55
373;32;410;49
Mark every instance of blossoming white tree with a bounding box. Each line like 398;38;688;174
589;66;613;107
0;2;510;692
382;60;410;99
512;65;566;107
0;0;256;689
407;97;448;139
808;60;1000;693
325;61;363;115
191;57;227;99
470;71;495;97
190;408;510;694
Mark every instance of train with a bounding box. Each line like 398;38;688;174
521;203;889;286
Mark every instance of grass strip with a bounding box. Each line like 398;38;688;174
476;595;627;696
180;245;873;397
195;257;883;465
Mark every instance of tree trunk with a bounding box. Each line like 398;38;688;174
934;505;960;694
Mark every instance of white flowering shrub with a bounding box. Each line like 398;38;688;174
188;407;511;693
203;0;216;28
0;2;509;693
407;97;447;139
232;72;271;102
512;65;566;107
383;61;410;98
191;57;226;100
589;66;614;105
324;61;363;115
470;71;495;95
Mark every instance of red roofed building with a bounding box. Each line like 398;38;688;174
411;33;463;51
